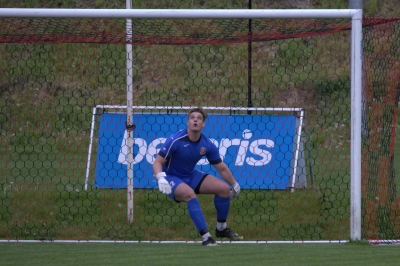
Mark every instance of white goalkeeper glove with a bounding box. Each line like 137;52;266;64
155;172;172;195
230;182;240;200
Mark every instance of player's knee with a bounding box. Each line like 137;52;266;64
176;190;197;202
219;184;230;198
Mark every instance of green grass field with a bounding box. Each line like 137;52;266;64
1;242;400;266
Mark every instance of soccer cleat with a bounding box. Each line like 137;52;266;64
202;236;218;246
215;227;243;241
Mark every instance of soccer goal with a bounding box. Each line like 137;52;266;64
2;7;399;243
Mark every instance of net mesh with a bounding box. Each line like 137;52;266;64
0;15;399;242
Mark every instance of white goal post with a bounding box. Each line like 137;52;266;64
0;8;363;241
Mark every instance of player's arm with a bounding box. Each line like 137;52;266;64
153;155;166;175
213;161;235;186
213;162;240;199
153;155;171;195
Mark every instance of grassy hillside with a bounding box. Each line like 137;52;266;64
0;0;399;17
0;0;399;242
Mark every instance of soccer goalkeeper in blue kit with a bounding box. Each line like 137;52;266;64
152;107;243;246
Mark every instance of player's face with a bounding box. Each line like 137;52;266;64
187;112;205;133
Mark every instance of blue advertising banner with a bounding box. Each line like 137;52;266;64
94;113;297;189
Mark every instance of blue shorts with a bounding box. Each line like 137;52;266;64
165;169;208;202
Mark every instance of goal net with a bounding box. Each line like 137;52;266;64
0;8;399;243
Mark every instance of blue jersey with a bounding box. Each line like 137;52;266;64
158;129;222;179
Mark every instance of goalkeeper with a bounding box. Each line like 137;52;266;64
153;107;242;246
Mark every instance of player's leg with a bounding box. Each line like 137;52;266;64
197;174;230;197
196;174;230;232
196;174;243;241
166;176;217;246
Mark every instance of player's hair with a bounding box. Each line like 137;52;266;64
187;107;208;121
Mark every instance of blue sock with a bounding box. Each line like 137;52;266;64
214;195;230;222
187;198;207;232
